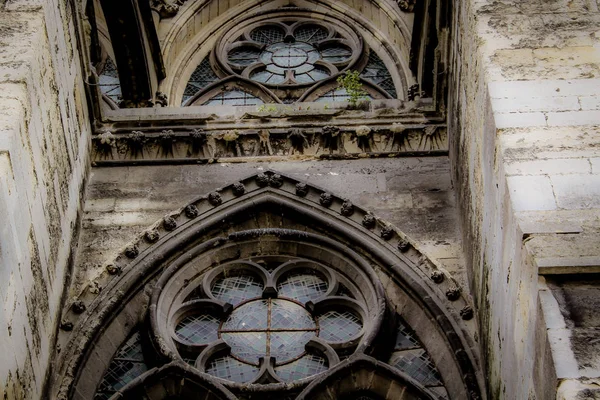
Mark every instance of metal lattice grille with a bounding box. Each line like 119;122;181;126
389;349;443;387
250;26;285;44
317;310;362;342
294;25;329;43
210;274;264;305
206;355;260;383
203;90;264;106
275;354;328;382
98;58;121;103
182;57;218;104
95;332;148;399
360;52;397;98
394;318;421;350
277;272;328;303
175;314;220;345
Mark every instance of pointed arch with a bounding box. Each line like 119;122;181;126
161;0;415;105
52;171;481;399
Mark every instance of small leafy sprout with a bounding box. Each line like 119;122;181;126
337;70;367;107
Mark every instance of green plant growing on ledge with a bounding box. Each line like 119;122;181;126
337;70;367;107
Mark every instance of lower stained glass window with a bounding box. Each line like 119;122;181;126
95;331;148;399
203;90;264;106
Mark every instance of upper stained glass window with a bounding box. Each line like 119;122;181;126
181;16;401;104
98;58;121;104
181;56;219;105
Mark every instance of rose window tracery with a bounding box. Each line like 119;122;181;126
182;15;401;105
166;258;367;384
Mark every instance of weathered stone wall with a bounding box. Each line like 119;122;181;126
450;0;600;398
0;0;91;398
74;158;467;298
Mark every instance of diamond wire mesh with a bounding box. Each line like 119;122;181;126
317;310;362;342
250;26;285;44
295;25;329;43
360;52;397;98
203;90;264;106
206;355;260;383
390;348;443;386
275;354;328;382
182;57;219;104
277;272;328;303
95;332;148;398
210;274;264;304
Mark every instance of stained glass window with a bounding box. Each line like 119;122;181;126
317;310;362;342
394;318;421;350
175;314;220;345
181;57;218;105
277;271;328;303
389;349;443;387
360;52;397;98
226;21;341;88
275;354;328;382
219;299;317;365
98;58;121;104
94;332;148;399
210;273;264;304
182;17;401;104
250;25;285;45
203;90;264;106
205;355;259;383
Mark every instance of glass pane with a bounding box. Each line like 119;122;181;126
270;331;315;363
206;355;259;383
270;299;315;329
277;272;328;303
389;349;443;386
394;318;421;350
211;273;263;305
321;46;352;63
220;332;267;364
98;58;121;103
222;299;269;331
175;314;219;345
360;52;397;98
95;332;148;398
275;354;328;382
318;310;362;342
294;24;329;43
250;25;285;44
314;87;374;103
182;57;219;104
228;47;261;65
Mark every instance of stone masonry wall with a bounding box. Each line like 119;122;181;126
0;0;91;398
450;0;600;398
74;158;467;301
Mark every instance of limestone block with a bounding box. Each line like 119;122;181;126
494;112;546;129
546;110;600;126
551;174;600;208
505;158;591;176
507;175;557;211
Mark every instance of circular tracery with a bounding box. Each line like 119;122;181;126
220;18;359;87
155;249;378;386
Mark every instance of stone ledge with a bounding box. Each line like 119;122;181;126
537;256;600;274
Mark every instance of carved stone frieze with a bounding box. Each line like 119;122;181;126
92;125;447;164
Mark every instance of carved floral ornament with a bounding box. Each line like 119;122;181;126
56;172;481;400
